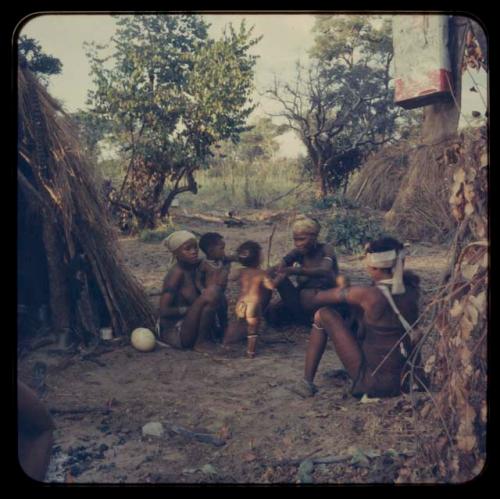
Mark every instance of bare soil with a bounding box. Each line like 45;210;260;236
18;210;450;484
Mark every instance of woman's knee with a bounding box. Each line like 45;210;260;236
313;306;340;328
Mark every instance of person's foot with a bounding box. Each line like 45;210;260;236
289;379;318;398
246;351;256;359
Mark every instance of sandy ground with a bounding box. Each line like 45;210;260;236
18;210;450;484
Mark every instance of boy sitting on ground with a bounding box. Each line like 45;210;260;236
196;232;236;341
223;241;284;358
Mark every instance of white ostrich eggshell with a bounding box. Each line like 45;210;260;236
131;327;156;352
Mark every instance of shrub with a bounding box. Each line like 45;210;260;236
139;224;176;243
309;194;359;211
325;212;390;254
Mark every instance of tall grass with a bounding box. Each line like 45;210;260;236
181;157;317;211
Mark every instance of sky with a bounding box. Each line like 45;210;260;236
19;13;488;158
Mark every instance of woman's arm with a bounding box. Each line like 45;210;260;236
284;244;338;279
159;268;189;318
310;285;374;311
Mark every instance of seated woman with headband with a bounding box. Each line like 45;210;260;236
158;230;225;350
292;237;421;399
265;215;343;327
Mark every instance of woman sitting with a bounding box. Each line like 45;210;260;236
158;230;225;350
265;215;341;327
292;237;421;399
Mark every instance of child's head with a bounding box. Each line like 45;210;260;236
236;241;262;268
199;232;226;260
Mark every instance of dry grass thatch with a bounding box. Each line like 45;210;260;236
346;141;413;211
17;65;155;339
396;128;488;483
384;128;487;243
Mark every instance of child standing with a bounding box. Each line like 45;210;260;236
223;241;283;358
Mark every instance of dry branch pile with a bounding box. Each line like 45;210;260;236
18;66;155;341
398;128;488;483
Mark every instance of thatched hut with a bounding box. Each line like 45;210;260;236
17;65;155;347
384;128;487;243
346;141;413;211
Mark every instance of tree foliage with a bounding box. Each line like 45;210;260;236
18;35;62;85
70;110;112;165
86;15;260;229
268;15;419;196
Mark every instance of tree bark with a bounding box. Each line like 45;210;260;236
421;16;470;145
159;169;198;218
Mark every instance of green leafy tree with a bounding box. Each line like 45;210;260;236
18;35;62;85
70;110;112;165
86;15;260;229
267;15;418;197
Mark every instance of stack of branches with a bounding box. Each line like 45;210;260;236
397;129;487;483
18;65;155;341
384;128;486;243
346;141;414;211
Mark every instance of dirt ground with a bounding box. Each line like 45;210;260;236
18;210;450;484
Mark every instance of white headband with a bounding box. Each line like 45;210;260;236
366;248;407;294
163;230;197;253
365;250;397;268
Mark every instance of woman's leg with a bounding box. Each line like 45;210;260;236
275;278;304;320
179;286;223;349
315;307;363;380
303;321;329;384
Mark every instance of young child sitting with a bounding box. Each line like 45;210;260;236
223;241;283;358
196;232;236;340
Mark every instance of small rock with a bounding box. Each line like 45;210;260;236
201;464;217;476
69;464;81;477
99;443;109;453
297;459;314;483
98;463;116;472
142;421;164;438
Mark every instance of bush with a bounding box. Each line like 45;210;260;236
309;194;359;211
139;224;176;243
325;212;390;254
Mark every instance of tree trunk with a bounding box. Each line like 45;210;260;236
421;16;470;145
159;169;198;218
314;160;329;198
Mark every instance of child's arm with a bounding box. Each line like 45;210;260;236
224;254;238;264
262;271;286;290
195;260;210;292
